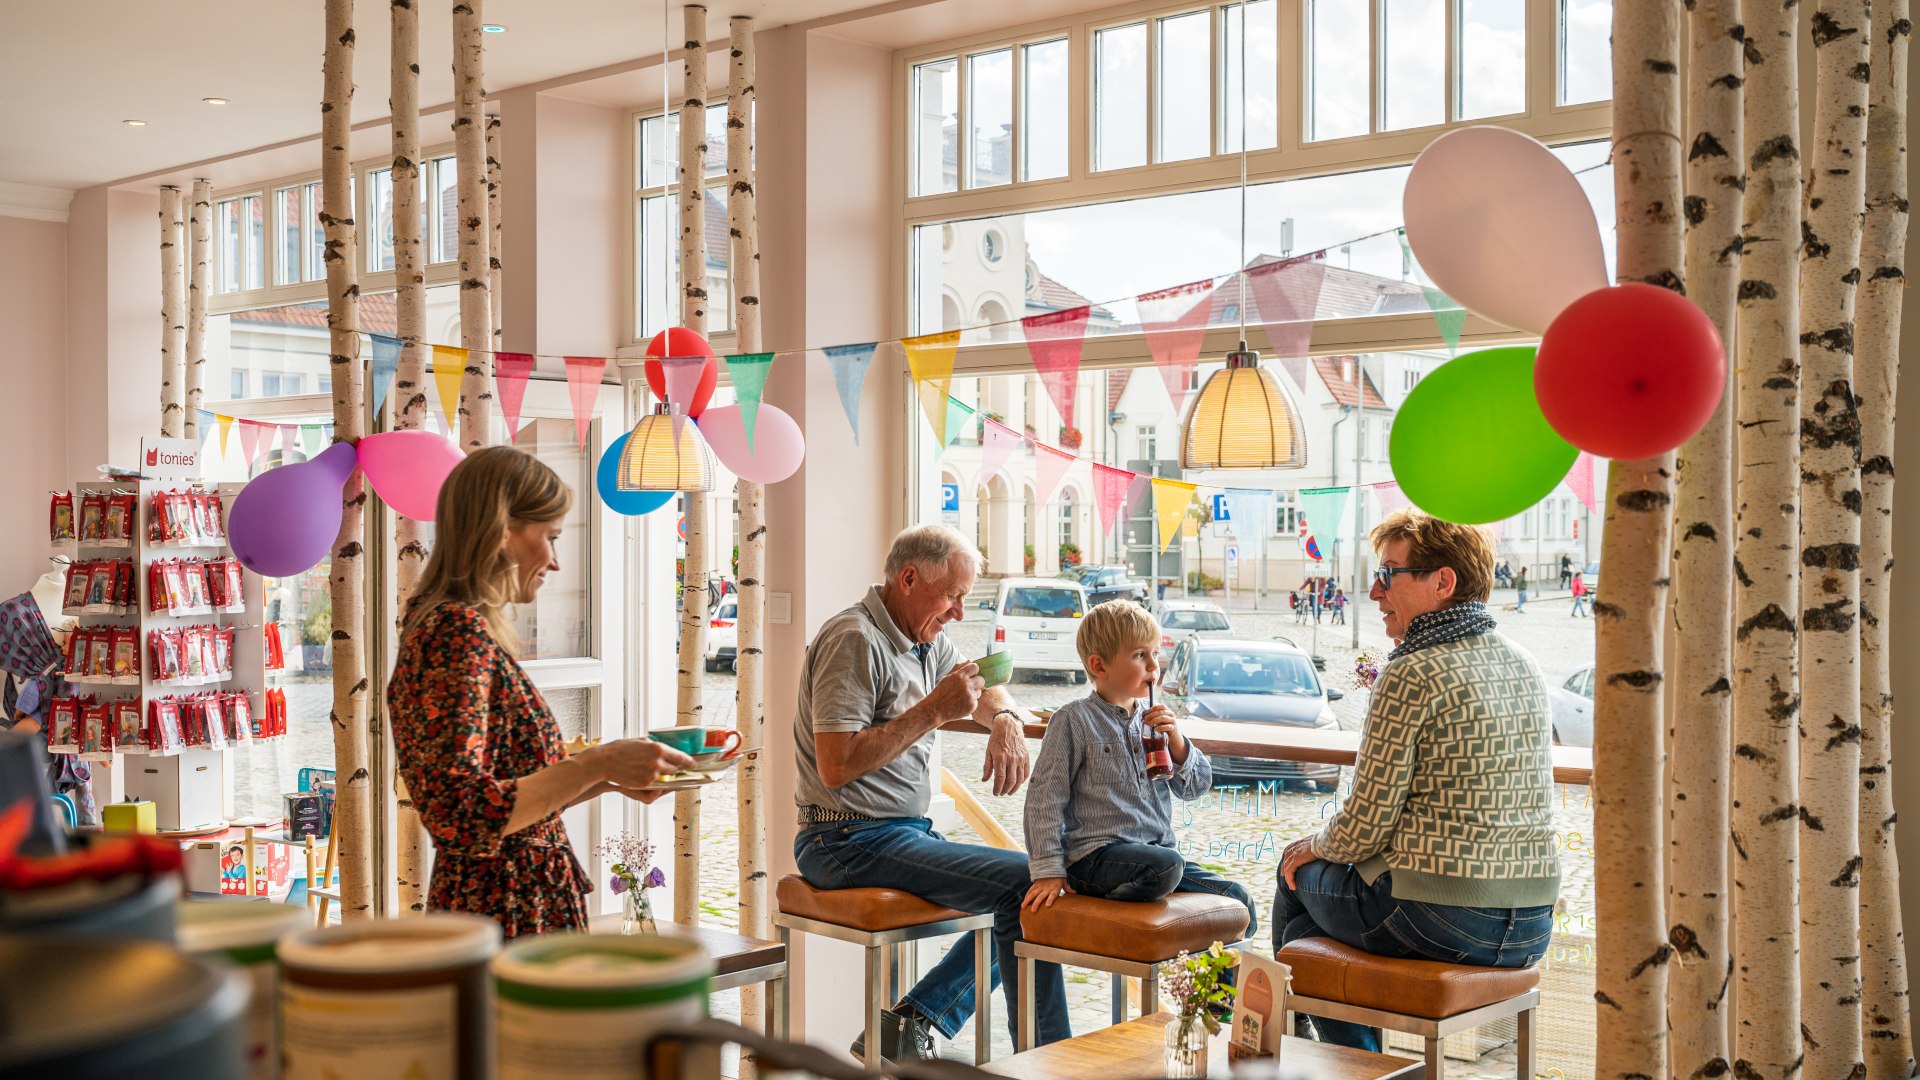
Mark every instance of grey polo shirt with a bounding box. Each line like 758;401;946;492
793;585;963;821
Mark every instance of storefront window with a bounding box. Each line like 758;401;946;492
504;417;595;662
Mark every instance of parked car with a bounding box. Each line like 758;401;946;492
703;598;739;673
1160;637;1344;790
986;577;1089;681
1066;564;1150;607
1147;599;1235;660
1548;664;1594;747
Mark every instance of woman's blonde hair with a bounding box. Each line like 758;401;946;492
403;445;572;653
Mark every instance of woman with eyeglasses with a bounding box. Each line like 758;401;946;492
1272;509;1558;1051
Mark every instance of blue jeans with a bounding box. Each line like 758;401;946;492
1272;861;1552;1051
1066;842;1258;939
796;818;1073;1046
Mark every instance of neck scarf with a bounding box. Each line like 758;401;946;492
1388;601;1497;660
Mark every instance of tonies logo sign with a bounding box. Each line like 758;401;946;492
141;437;206;479
147;447;198;469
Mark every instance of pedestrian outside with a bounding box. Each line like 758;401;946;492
1514;566;1529;613
1569;573;1589;618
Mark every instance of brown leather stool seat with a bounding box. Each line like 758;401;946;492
775;874;973;932
1278;936;1543;1080
1020;893;1252;964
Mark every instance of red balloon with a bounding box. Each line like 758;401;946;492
1534;283;1725;460
644;327;718;417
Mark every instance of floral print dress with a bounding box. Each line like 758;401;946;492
387;603;591;938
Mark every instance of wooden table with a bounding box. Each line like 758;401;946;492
981;1012;1424;1080
588;916;789;1036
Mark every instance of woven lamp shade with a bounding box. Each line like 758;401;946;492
617;409;717;492
1180;350;1308;470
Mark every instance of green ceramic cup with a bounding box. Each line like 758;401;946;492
973;652;1014;689
650;726;709;755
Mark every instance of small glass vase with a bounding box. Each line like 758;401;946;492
1164;1013;1207;1078
621;887;658;935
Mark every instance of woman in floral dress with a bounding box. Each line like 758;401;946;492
388;447;691;938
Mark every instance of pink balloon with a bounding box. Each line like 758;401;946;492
1404;126;1610;335
697;404;805;484
358;429;464;521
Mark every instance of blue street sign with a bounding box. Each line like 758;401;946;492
1212;493;1230;521
940;483;961;512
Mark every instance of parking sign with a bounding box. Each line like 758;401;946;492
1212;494;1230;521
941;483;961;512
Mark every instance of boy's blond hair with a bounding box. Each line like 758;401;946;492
1077;599;1160;666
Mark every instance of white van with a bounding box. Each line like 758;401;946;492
987;577;1089;681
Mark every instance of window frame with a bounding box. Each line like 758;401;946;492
625;99;741;354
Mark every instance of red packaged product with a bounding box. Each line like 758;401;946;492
263;623;284;671
162;561;189;614
206;491;226;539
80;699;108;753
229;691;258;740
47;697;78;747
79;493;106;543
105;492;136;544
183;560;210;612
85;562;115;610
63;561;89;612
86;632;112;680
202;695;229;749
148;698;184;752
112;699;142;748
151;629;184;683
115;559;136;610
170;492;198;544
110;626;138;683
50;492;74;543
223;558;245;611
212;627;234;677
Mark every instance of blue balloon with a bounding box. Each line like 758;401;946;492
596;433;675;516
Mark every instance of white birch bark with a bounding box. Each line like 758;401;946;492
487;114;502;356
674;2;711;929
1796;0;1872;1071
729;14;768;1057
1668;0;1743;1069
322;0;372;920
159;185;185;438
185;179;210;438
390;0;430;916
452;0;491;451
1731;0;1806;1069
1855;2;1914;1071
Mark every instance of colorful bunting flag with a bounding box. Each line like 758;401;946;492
1091;463;1136;534
1297;486;1354;549
279;425;297;459
431;345;467;429
1372;481;1412;518
1244;252;1329;360
903;331;961;444
1137;278;1217;416
1124;472;1152;526
216;414;234;458
564;356;608;450
494;352;536;444
1150;478;1197;554
1221;488;1275;540
726;353;776;451
369;334;403;414
978;418;1027;491
1565;452;1597;514
942;397;977;448
1034;442;1075;507
1399;229;1466;354
1022;306;1092;433
301;425;325;459
237;421;264;469
823;343;879;445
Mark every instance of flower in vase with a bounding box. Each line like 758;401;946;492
1352;649;1382;692
645;866;666;889
610;874;629;894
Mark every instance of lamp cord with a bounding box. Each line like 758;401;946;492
1236;1;1249;353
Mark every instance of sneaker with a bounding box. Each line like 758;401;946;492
849;1005;937;1064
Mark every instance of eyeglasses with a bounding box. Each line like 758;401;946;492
1373;565;1439;590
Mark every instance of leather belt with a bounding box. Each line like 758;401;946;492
799;805;875;826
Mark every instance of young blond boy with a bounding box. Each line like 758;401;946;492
1021;600;1257;932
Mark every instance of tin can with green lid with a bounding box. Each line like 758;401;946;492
492;932;713;1079
176;897;305;1080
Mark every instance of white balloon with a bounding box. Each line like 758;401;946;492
1403;126;1610;335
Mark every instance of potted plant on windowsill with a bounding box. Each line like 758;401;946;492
1058;425;1083;450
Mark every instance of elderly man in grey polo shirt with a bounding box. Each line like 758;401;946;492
794;524;1071;1059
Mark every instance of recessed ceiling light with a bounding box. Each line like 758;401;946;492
203;97;230;105
482;23;507;32
123;119;147;126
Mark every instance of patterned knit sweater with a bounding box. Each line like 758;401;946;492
1311;632;1561;907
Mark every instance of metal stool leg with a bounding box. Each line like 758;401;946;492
865;944;885;1070
1111;973;1127;1026
1141;968;1159;1017
1425;1035;1444;1080
772;927;792;1041
974;929;991;1064
1018;954;1037;1052
1516;1006;1534;1080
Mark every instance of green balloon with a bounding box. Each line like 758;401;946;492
1389;346;1577;525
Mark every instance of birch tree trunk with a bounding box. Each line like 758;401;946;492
1855;2;1914;1071
1667;0;1744;1069
322;0;372;921
452;0;491;451
673;2;711;930
1796;0;1872;1071
185;179;210;438
159;185;185;438
390;0;430;916
1731;0;1806;1068
729;13;769;1053
487;114;502;356
1595;4;1683;1076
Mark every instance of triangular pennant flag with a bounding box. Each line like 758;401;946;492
278;425;297;459
823;343;879;444
1221;488;1275;540
237;421;264;468
1297;487;1354;550
725;353;776;451
301;425;324;459
978;418;1026;490
563;356;607;450
216;414;234;458
1022;305;1092;433
1243;251;1329;361
1137;278;1217;416
431;345;467;429
942;397;977;448
1124;471;1153;525
494;352;536;444
1372;481;1412;518
1399;229;1466;354
1150;478;1198;553
1034;442;1076;507
369;334;403;414
657;356;705;442
1565;452;1598;514
902;331;962;444
1092;463;1135;534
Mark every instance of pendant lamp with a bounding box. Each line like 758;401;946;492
1177;10;1308;472
616;404;717;492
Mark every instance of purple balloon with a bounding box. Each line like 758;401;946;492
228;442;358;578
